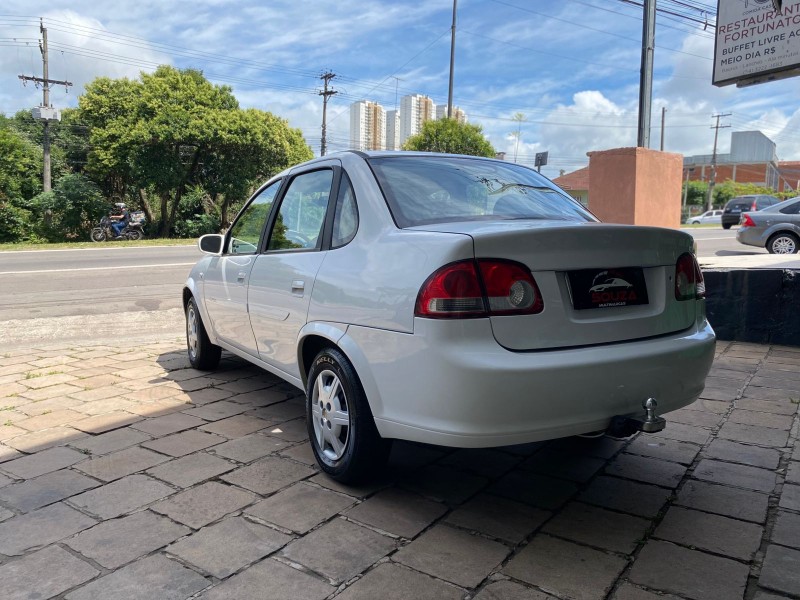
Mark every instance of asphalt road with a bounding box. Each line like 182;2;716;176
0;245;200;348
0;231;761;348
683;226;766;258
0;245;200;320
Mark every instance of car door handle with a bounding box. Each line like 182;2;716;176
237;271;247;283
291;280;305;296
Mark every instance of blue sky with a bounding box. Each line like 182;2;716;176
2;0;800;178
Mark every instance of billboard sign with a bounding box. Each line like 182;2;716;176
713;0;800;87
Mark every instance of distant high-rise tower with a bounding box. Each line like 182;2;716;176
386;109;400;151
436;105;467;123
350;100;386;151
399;94;436;146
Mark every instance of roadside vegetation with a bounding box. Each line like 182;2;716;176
0;66;313;245
682;179;796;222
0;238;196;252
402;119;496;157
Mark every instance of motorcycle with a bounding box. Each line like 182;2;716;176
90;213;146;242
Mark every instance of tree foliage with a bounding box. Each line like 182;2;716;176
79;66;313;236
30;174;107;241
402;118;496;157
0;118;42;242
0;118;43;203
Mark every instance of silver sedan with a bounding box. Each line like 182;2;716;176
183;151;715;482
736;196;800;254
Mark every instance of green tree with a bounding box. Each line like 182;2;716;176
79;66;312;237
403;119;496;157
0;119;42;242
0;118;43;203
509;112;526;162
30;173;107;241
11;108;89;179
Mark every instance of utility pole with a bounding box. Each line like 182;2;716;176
391;76;403;112
706;113;731;211
660;106;666;151
319;72;337;157
637;0;656;148
447;0;457;119
18;19;72;192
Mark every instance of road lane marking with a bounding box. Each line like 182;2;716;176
695;237;736;241
0;262;195;275
0;245;196;254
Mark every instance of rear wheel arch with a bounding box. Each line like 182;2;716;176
300;334;339;386
766;231;799;254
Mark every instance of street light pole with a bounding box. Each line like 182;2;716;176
447;0;457;119
637;0;656;148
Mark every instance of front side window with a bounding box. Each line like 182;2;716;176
369;156;595;228
228;180;281;255
268;169;333;251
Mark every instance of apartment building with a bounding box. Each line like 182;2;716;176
349;100;387;151
385;109;400;151
399;94;436;146
436;105;467;123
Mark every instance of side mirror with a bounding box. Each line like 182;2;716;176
198;234;224;256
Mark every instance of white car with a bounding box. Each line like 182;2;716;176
687;210;723;225
184;152;715;482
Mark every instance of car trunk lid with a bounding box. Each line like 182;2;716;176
409;220;698;350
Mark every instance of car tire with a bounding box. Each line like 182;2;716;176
767;232;799;255
185;297;221;370
306;347;392;483
722;223;732;230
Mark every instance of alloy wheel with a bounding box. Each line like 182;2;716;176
311;369;350;460
771;236;797;254
186;303;199;360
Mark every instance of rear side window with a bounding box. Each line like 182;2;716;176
369;156;595;228
780;201;800;215
332;173;358;248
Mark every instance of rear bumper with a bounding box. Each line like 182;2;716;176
722;215;741;228
343;317;716;448
736;227;764;248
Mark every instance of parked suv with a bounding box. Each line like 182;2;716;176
721;195;780;229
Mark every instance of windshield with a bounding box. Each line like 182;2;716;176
368;155;596;228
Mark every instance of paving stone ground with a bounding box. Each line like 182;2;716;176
0;339;798;599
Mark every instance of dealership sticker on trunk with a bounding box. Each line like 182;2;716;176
568;267;649;310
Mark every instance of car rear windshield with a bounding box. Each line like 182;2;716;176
727;200;752;210
368;156;596;228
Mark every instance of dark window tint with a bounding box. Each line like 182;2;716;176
227;180;280;255
779;200;800;215
332;173;358;248
369;156;595;228
267;169;333;252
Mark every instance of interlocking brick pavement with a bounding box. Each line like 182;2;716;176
0;339;798;599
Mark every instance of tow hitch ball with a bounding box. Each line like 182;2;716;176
608;398;667;438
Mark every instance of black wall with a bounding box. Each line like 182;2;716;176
704;269;800;346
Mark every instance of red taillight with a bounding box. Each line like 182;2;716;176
675;253;705;301
415;261;486;318
415;259;543;318
741;214;755;228
477;259;543;315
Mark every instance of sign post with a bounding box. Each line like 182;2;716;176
535;151;548;173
